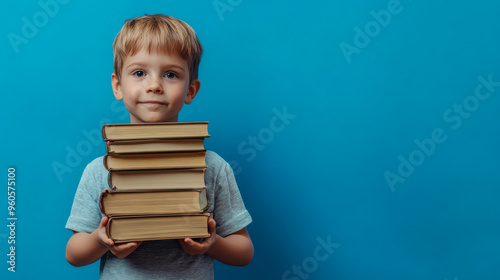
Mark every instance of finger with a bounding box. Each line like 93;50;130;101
184;238;199;247
121;244;139;255
178;240;190;251
97;226;114;247
185;239;205;251
178;238;191;249
208;219;216;233
112;247;135;258
121;241;142;251
101;231;114;246
103;236;114;247
177;239;195;254
114;242;138;252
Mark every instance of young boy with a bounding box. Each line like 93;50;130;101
65;14;253;279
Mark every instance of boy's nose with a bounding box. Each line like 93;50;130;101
146;77;162;94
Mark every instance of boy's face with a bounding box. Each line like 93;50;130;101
111;49;200;123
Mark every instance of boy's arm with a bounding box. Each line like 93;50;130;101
206;227;253;266
66;216;142;267
178;215;254;266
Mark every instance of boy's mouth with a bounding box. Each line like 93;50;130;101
140;100;168;108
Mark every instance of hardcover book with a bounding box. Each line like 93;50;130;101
106;213;210;242
99;188;209;216
103;151;207;171
106;138;205;154
102;122;210;141
108;168;206;191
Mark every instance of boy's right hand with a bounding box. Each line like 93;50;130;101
96;216;142;258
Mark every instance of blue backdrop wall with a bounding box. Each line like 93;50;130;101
1;1;500;279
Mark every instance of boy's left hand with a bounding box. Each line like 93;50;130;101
178;214;217;255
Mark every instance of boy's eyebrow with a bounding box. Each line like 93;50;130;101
125;62;187;72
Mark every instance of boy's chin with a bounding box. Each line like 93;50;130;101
130;115;178;123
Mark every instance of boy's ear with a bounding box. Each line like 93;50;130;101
111;73;123;100
185;79;201;105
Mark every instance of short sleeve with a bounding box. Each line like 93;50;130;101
65;160;106;233
212;160;252;237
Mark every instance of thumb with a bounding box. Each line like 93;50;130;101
98;216;114;246
99;216;109;229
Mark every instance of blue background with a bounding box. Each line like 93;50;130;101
1;0;500;279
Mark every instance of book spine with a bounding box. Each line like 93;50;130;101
101;125;108;141
105;216;113;241
107;172;115;190
103;155;110;170
106;141;111;154
99;189;111;214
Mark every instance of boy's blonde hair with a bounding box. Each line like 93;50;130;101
112;14;203;83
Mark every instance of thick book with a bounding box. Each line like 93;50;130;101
99;188;209;215
106;138;205;154
102;122;210;141
103;151;207;171
108;168;206;190
106;213;210;242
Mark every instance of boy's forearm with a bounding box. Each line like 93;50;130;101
206;229;254;266
66;231;108;267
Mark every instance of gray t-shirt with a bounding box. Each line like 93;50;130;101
66;151;252;280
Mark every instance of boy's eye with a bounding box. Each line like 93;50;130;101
164;71;178;79
133;70;145;77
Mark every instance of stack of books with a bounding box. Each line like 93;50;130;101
99;122;211;243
